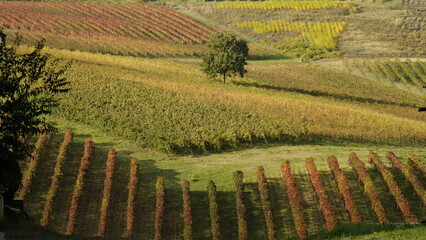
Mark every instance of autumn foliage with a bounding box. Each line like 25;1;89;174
305;158;336;231
387;152;426;206
17;133;50;200
407;153;426;177
368;152;417;222
123;158;139;238
97;147;117;236
154;177;165;240
281;161;308;239
256;166;276;240
233;171;248;240
40;130;73;227
349;153;388;222
327;156;361;223
207;180;222;240
182;180;193;240
66;139;94;235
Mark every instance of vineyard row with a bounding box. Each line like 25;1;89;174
215;1;356;13
237;21;346;50
19;134;426;239
350;58;426;87
0;2;214;44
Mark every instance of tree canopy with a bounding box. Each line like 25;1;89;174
201;32;249;84
0;31;70;188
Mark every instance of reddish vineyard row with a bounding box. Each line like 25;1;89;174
256;166;276;240
368;152;417;223
18;132;426;239
306;158;337;231
0;2;213;45
17;133;50;200
408;153;426;177
40;130;73;227
97;148;117;236
349;153;388;222
281;161;308;239
327;156;361;223
387;152;426;206
66;139;94;235
124;158;139;238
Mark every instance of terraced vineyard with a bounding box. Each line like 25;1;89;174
18;130;426;239
0;2;215;56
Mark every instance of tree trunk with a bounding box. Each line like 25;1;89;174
223;74;226;84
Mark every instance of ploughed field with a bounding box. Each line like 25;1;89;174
17;129;426;239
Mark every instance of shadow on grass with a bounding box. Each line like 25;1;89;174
17;134;426;239
310;223;419;240
232;80;417;108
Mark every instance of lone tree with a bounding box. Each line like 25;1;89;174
201;32;249;84
0;31;70;192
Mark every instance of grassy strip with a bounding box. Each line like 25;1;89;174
320;223;425;240
256;166;276;240
387;152;426;206
207;180;222;240
40;130;73;227
123;158;139;238
182;180;193;240
327;156;361;223
368;152;417;222
154;177;165;240
349;153;388;222
281;161;308;239
306;158;337;231
408;153;426;177
66;139;94;235
17;133;50;200
97;147;117;236
233;171;248;240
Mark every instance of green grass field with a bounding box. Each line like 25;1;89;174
13;116;426;239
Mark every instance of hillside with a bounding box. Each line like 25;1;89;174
36;47;426;153
175;0;425;58
1;0;426;239
8;48;426;239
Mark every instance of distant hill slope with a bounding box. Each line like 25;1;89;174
0;1;214;57
176;0;425;58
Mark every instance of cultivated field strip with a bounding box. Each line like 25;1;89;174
237;21;345;50
215;1;356;12
36;49;426;150
0;2;213;43
0;2;214;57
19;131;426;239
350;58;426;87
